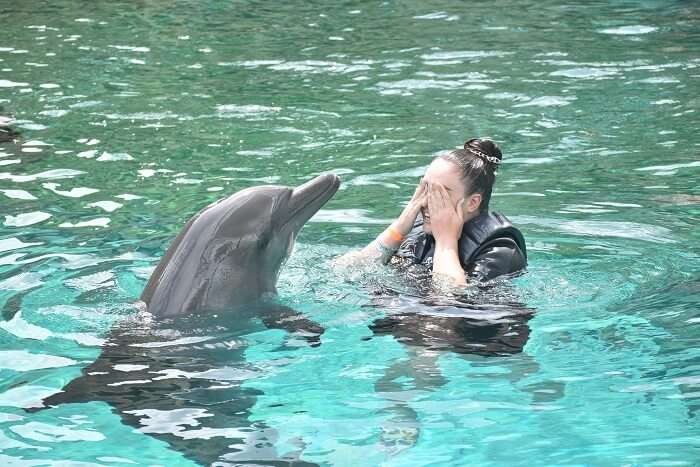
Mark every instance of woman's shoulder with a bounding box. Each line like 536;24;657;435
464;211;526;259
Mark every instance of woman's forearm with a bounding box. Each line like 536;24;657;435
336;208;420;266
338;217;412;265
335;179;427;268
432;240;467;286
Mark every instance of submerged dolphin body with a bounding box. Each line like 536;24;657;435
35;174;340;466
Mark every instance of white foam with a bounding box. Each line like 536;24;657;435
43;182;98;198
513;96;576;107
550;67;619;79
77;149;98;158
38;109;69;117
311;209;389;224
0;189;36;200
4;211;51;227
0;79;29;87
59;217;111;228
636;161;700;172
0;169;84;183
108;45;150;52
0;237;42;253
420;50;512;61
0;272;43;291
64;270;115;291
87;200;123;212
216;104;281;114
598;25;658;35
96;151;133;161
0;350;76;371
115;193;142;200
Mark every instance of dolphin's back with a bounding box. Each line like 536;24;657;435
140;213;199;306
141;207;216;316
141;199;254;316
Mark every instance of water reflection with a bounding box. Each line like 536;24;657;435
29;305;322;466
1;0;699;463
614;277;700;419
369;292;533;357
364;265;535;454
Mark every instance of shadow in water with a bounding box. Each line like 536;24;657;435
0;107;20;144
363;268;536;454
368;292;533;357
0;126;20;144
615;276;700;419
366;261;535;357
30;304;322;467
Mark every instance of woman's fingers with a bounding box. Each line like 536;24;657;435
438;183;448;202
415;178;426;197
412;181;420;198
457;198;465;221
417;179;428;202
437;183;451;210
427;183;438;212
432;183;463;216
428;182;441;209
410;179;427;207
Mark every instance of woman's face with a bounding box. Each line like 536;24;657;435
421;158;480;234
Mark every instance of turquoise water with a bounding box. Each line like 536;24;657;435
1;0;699;465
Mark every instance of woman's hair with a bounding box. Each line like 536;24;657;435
439;138;502;212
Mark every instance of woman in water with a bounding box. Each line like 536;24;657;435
340;139;530;449
342;138;527;285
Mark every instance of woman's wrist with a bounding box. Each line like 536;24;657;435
434;237;459;254
432;240;467;286
395;205;420;235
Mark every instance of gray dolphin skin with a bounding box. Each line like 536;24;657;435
141;172;340;316
34;173;340;467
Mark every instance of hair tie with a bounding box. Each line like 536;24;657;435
464;142;501;165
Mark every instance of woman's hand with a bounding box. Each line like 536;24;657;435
428;182;464;246
428;182;467;286
394;178;428;236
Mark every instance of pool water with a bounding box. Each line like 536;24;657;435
1;0;699;465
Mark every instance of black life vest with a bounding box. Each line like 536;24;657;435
395;211;527;270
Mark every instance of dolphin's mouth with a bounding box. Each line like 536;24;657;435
285;173;340;228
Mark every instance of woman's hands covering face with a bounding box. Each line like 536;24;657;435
427;182;464;245
395;178;428;236
407;178;428;216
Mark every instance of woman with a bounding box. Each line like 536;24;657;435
342;138;527;286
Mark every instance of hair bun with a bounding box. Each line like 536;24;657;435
464;138;502;165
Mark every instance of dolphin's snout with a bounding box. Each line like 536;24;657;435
287;173;340;226
292;173;340;198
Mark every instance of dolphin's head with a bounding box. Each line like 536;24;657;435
205;173;340;297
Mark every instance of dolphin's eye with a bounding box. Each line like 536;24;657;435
258;233;271;250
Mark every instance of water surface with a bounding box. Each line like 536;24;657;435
1;0;699;465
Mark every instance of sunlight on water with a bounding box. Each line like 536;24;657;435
0;0;699;465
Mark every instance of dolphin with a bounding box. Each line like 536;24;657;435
142;172;341;317
33;173;341;466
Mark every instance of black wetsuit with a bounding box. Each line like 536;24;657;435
394;211;527;282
